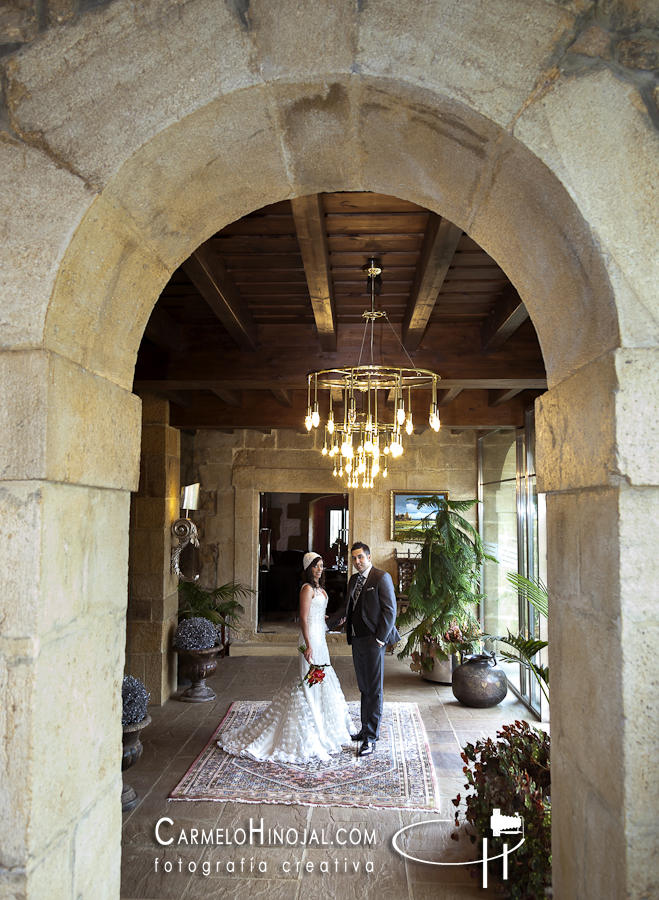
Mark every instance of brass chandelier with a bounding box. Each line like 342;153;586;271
304;259;441;488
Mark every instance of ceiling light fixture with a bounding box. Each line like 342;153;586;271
304;259;441;488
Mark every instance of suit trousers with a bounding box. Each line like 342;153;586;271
351;635;386;742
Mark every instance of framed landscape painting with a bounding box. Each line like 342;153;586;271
390;490;449;541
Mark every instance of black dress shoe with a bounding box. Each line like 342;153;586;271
358;740;376;757
350;732;364;741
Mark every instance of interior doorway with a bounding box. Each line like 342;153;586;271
258;492;349;627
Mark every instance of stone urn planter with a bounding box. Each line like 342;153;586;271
173;616;222;702
174;646;220;702
451;653;508;708
122;714;151;812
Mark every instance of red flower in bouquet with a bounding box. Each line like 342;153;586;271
298;645;329;688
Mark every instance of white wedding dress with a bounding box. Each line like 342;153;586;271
218;587;355;763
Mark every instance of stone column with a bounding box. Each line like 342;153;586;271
128;393;180;705
536;348;659;900
0;350;141;900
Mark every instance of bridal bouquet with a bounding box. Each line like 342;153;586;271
298;645;328;688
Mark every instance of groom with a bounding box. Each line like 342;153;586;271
346;542;400;757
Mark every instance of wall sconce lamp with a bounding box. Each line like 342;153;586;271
171;483;200;581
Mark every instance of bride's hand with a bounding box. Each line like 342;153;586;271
304;645;313;664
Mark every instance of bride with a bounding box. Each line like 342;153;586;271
217;552;355;763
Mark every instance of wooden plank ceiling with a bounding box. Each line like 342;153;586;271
134;192;546;431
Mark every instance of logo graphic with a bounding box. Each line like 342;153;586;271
490;808;523;838
391;809;525;889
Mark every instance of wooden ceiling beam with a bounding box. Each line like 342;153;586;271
135;378;547;393
210;388;242;407
168;389;529;430
489;387;524;407
144;307;187;354
437;387;463;408
481;284;529;352
151;323;544;383
271;388;294;407
402;215;463;350
154;389;192;408
290;194;337;351
182;243;258;352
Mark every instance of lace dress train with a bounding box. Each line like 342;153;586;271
217;588;354;763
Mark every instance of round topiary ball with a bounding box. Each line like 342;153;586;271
174;616;218;650
122;675;150;726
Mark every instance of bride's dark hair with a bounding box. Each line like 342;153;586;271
303;556;326;589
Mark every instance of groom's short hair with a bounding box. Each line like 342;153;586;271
351;541;371;556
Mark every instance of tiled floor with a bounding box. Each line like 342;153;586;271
122;654;547;899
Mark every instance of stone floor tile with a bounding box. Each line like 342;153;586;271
215;802;312;835
121;844;205;899
183;875;300;900
299;848;407;899
410;881;500;899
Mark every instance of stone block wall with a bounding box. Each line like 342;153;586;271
189;426;478;639
127;393;180;704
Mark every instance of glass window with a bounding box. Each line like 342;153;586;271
478;411;547;718
328;508;348;548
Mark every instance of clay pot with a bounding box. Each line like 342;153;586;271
451;653;508;708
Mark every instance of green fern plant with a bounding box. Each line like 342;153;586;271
488;572;549;703
177;580;251;628
395;495;496;671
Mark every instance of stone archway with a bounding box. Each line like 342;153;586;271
1;4;658;899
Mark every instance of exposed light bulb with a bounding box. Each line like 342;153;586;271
406;414;413;435
327;412;335;434
348;397;357;425
322;445;328;456
382;467;388;478
372;460;380;476
346;462;352;474
364;438;373;453
311;404;320;428
341;441;351;457
397;405;406;426
305;414;313;431
332;468;337;477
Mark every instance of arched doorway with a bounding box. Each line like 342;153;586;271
1;6;658;898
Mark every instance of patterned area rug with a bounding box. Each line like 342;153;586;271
169;700;439;811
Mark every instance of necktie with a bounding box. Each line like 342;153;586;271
353;574;366;604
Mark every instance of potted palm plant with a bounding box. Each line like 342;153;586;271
488;572;549;704
396;495;494;684
177;580;250;655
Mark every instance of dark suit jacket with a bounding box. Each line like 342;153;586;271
346;566;401;646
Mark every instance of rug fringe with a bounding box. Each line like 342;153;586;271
168;795;443;813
